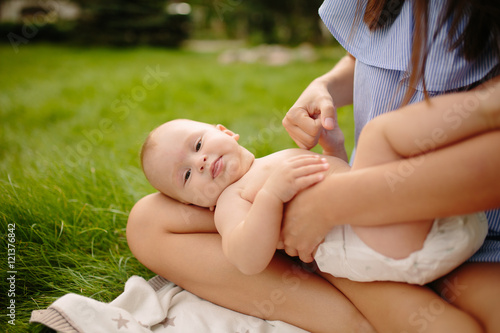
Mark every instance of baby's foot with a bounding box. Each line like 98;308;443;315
475;76;500;130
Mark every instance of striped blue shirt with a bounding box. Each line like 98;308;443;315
319;0;500;262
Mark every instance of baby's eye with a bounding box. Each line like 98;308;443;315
195;139;202;152
184;169;191;183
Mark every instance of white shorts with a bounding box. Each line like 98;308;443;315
314;213;488;285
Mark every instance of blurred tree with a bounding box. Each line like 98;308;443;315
189;0;327;45
0;0;329;47
71;0;190;47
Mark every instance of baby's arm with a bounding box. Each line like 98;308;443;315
215;155;328;275
353;77;500;169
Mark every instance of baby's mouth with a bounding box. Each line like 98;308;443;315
211;156;223;179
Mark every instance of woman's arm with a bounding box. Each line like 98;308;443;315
281;77;500;261
282;130;500;261
316;53;356;109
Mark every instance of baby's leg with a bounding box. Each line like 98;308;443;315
350;112;435;258
474;74;500;130
350;220;433;259
350;78;500;257
350;80;500;257
354;80;499;168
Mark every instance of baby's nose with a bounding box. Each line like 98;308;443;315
197;155;208;172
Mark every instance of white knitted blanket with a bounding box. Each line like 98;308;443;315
30;275;307;333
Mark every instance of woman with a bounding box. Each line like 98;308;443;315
281;0;500;331
127;0;499;331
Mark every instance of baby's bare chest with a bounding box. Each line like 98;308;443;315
239;165;272;203
238;150;298;202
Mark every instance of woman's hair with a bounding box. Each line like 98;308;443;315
361;0;500;105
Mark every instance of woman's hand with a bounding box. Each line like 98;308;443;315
282;78;339;150
278;186;332;263
279;54;356;261
276;157;353;264
283;54;356;156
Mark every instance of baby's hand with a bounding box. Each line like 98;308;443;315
264;155;329;203
319;125;349;162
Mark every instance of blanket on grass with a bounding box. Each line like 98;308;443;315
30;275;308;333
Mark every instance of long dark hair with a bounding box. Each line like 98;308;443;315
362;0;500;105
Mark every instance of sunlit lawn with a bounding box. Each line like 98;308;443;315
0;43;352;332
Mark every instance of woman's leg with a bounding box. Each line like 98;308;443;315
127;193;375;333
126;193;485;333
431;262;500;333
321;273;483;333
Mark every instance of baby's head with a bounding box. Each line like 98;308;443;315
141;119;254;209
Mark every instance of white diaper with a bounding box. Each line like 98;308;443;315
314;213;488;285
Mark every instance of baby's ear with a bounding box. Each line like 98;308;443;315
216;124;240;141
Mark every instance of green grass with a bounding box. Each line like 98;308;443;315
0;44;352;332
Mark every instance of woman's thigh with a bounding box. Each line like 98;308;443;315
322;272;482;333
137;232;376;332
431;262;500;333
126;194;374;333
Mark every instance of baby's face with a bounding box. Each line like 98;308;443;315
144;119;253;208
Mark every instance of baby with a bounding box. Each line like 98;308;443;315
140;106;489;285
